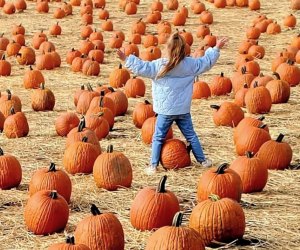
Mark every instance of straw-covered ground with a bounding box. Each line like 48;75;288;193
0;0;300;249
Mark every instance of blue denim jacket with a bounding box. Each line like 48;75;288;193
125;47;220;115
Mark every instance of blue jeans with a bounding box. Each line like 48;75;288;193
151;113;206;166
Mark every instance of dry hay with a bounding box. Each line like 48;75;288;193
0;0;300;249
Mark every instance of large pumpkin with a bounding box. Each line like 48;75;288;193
210;72;232;96
24;190;69;235
192;79;211;99
0;147;22;189
130;175;180;231
48;236;90;250
29;163;72;203
74;204;125;250
197;163;243;202
105;87;128;116
275;59;300;87
31;83;55;111
265;73;290;104
3;107;29;138
189;195;245;246
93;145;132;191
109;63;130;88
145;212;205;250
23;65;45;89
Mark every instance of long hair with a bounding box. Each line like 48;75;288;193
156;32;186;79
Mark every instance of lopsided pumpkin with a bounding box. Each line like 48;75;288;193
55;112;80;137
31;83;55;111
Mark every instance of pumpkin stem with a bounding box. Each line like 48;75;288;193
172;212;184;227
246;151;254;158
107;145;113;153
253;81;258;88
287;59;295;65
100;90;105;96
80;84;85;90
208;194;220;202
91;204;102;215
50;190;58;199
215;163;228;174
243;83;248;88
144;100;151;105
220;72;224;77
1;54;5;60
108;86;115;92
40;83;45;90
276;133;284;142
133;75;137;79
0;148;3;156
241;66;246;74
6;89;12;100
66;236;75;245
99;96;104;107
78;117;86;132
118;63;122;69
273;72;281;80
48;163;56;172
29;65;33;71
10;107;15;115
82;136;88;142
259;124;267;129
86;83;93;92
210;104;220;110
258;116;265;121
156;175;167;193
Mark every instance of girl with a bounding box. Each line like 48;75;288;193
117;33;228;175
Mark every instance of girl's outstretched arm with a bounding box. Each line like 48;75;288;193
116;49;159;79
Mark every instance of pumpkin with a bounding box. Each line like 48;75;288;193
66;48;81;65
160;139;191;169
248;42;265;59
132;100;155;128
196;25;210;39
109;33;123;48
55;112;80;137
235;52;254;69
248;0;260;10
82;58;100;76
166;0;178;10
80;3;92;16
250;72;273;87
157;21;172;34
88;48;104;63
98;7;109;20
271;53;288;72
214;0;226;8
192;78;211;99
74;85;86;107
70;0;81;6
48;236;90;250
31;83;55;111
29;163;72;203
13;34;25;46
210;72;232;96
210;102;244;127
238;59;260;76
62;2;73;15
72;55;88;72
172;11;186;26
109;63;130;88
36;52;55;70
0;147;22;190
231;66;255;93
193;2;206;14
200;10;213;24
265;73;290;104
291;34;300;49
16;46;36;65
79;39;94;54
12;24;25;35
92;40;105;51
130;175;180;231
6;40;21;57
3;107;29;138
124;76;146;98
89;29;103;41
74;204;124;250
39;41;56;54
130;33;142;44
283;14;297;28
234;84;248;107
0;89;22;118
266;22;281;35
76;83;99;114
189;195;245;246
257;134;293;170
88;90;116;116
0;55;11;76
131;18;146;35
49;22;62;36
151;0;163;12
3;2;16;14
81;25;93;39
122;42;139;57
85;112;110;140
255;19;269;33
235;124;271;155
101;18;113;31
106;87;128;116
143;34;158;48
236;0;248;6
82;13;93;24
36;0;49;13
246;26;261;40
275;59;300;86
141;116;173;144
0;34;9;50
32;31;47;50
291;0;300;9
63;136;100;174
125;1;137;15
93;145;132;191
94;0;106;8
145;212;205;250
24;190;69;235
197;163;243;202
54;8;65;19
23;66;44;89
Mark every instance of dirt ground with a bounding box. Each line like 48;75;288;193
0;0;300;249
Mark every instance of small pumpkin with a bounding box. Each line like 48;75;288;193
49;22;62;36
82;58;100;76
16;46;36;65
246;26;261;40
196;25;210;39
0;55;11;76
234;84;248;107
76;83;99;114
275;59;300;87
210;72;232;96
6;40;21;57
266;21;281;35
0;89;22;118
55;112;80;137
248;0;260;10
132;100;155;128
23;66;45;89
109;63;130;88
31;83;55;111
143;34;158;48
101;18;113;31
151;0;163;12
0;33;9;50
265;73;290;104
3;107;29;138
36;0;49;13
166;0;178;10
131;18;146;35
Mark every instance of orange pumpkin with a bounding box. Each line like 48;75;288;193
132;100;155;128
55;112;80;137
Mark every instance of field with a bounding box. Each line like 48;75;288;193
0;0;300;249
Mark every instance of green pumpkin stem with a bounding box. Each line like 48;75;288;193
78;117;86;132
82;136;88;142
210;104;220;110
91;204;102;215
209;194;220;202
0;148;3;156
6;89;12;100
48;163;56;172
246;152;254;158
50;190;58;199
172;212;184;227
156;175;167;193
276;133;284;142
215;163;228;174
66;236;75;245
107;145;113;153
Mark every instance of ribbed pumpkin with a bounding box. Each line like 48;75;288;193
234;84;248;107
275;60;300;87
145;212;205;250
31;83;55;111
197;163;243;202
66;48;81;65
76;84;99;114
0;147;22;189
192;79;211;99
238;59;260;77
93;145;132;191
63;137;100;174
55;112;80;137
265;73;290;104
141;116;173;144
124;76;146;98
48;236;90;250
0;89;22;118
245;82;272;114
24;190;69;235
109;63;130;88
230;152;268;193
17;46;36;65
160;139;191;169
257;134;293;170
210;72;232;96
235;124;271;155
105;87;128;116
29;163;72;203
3;107;29;138
248;42;265;59
132;100;155;128
88;90;116;116
189;195;245;246
250;72;273;87
74;204;125;250
210;102;244;127
82;58;100;76
231;66;255;93
23;66;45;89
130;175;180;231
85;112;110;140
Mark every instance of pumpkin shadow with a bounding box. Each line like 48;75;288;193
209;237;268;249
17;183;29;191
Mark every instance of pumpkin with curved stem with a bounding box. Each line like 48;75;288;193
63;136;100;174
23;66;45;89
141;116;173;144
275;60;300;87
230;152;268;193
93;145;132;191
210;102;244;127
0;55;11;76
0;90;22;118
109;63;130;88
88;90;116;116
160;139;191;169
210;72;232;96
85;112;110;140
3;107;29;138
235;123;271;155
55;112;80;137
197;163;242;202
124;76;146;98
6;40;21;57
130;175;180;231
132;100;155;128
48;236;90;250
231;66;255;93
16;46;36;65
31;83;55;111
265;73;290;104
257;133;293;170
76;83;99;114
238;59;260;76
106;87;128;116
74;204;124;250
0;147;22;189
234;84;248;107
245;82;272;114
145;212;205;250
24;190;69;235
29;163;72;203
189;195;245;246
192;79;211;99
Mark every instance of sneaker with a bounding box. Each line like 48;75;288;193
145;166;158;175
201;159;212;168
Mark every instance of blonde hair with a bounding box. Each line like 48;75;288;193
157;32;186;78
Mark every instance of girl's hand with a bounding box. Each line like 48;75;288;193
116;48;126;61
216;37;229;49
